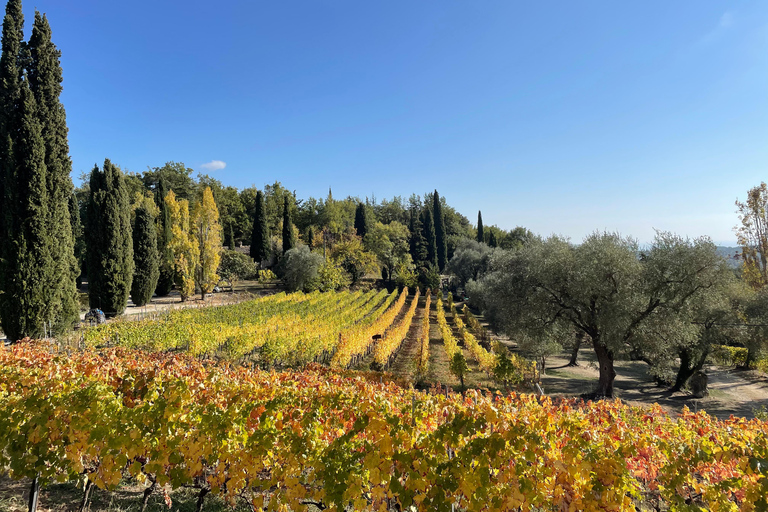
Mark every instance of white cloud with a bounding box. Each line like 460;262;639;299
200;160;226;171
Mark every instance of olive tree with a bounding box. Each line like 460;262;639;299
468;231;728;397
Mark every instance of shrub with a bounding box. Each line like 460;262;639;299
283;246;324;292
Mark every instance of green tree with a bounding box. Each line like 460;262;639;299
354;202;369;238
421;208;437;268
154;179;174;296
364;221;412;283
142;161;196;201
468;232;727;397
408;207;427;264
130;204;159;306
0;74;52;340
476;211;484;244
488;231;498;248
250;190;270;265
69;192;85;286
86;160;134;316
218;250;256;291
27;11;79;330
433;190;447;271
282;195;296;254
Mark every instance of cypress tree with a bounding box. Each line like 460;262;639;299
477;211;484;244
227;223;235;250
282;195;295;254
0;0;24;338
488;231;498;248
408;208;427;264
27;11;78;331
69;192;85;286
0;75;51;340
130;205;159;306
354;202;369;238
86;159;134;317
250;190;269;265
433;190;447;271
154;179;174;296
421;208;437;268
307;225;315;249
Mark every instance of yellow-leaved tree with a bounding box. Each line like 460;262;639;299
192;187;222;300
166;190;199;302
735;183;768;289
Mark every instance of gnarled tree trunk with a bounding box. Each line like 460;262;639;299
671;347;709;392
593;337;616;398
567;332;584;366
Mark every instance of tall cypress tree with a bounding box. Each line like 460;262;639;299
154;179;174;296
69;192;85;286
27;11;78;331
488;230;498;248
282;195;296;254
354;202;369;238
0;75;52;340
421;208;437;268
477;211;484;244
408;208;427;264
131;205;159;307
433;190;447;272
0;0;24;339
250;190;269;265
86;159;133;317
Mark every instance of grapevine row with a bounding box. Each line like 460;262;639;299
373;288;421;368
417;290;431;374
330;288;406;368
436;294;460;359
2;343;767;511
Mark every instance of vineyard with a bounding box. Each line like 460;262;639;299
82;289;415;369
1;343;768;511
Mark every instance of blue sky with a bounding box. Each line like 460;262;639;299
21;1;768;245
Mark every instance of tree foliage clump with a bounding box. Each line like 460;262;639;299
433;190;447;271
476;211;484;244
282;195;296;254
130;205;159;307
86;160;134;316
154;180;174;296
283;245;324;292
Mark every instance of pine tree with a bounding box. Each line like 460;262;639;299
193;187;222;300
86;159;134;316
27;11;78;331
354;202;369;238
421;208;437;268
282;195;296;254
166;190;198;302
433;190;447;271
154;179;174;296
130;205;159;306
488;231;498;248
477;211;484;244
250;190;269;265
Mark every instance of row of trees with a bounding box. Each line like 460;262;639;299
84;158;224;316
0;1;79;340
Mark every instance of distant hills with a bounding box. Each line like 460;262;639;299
716;246;742;268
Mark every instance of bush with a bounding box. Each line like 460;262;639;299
311;260;351;292
709;345;748;367
218;250;258;285
283;246;324;292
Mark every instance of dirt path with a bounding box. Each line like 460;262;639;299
388;296;426;380
542;351;768;419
